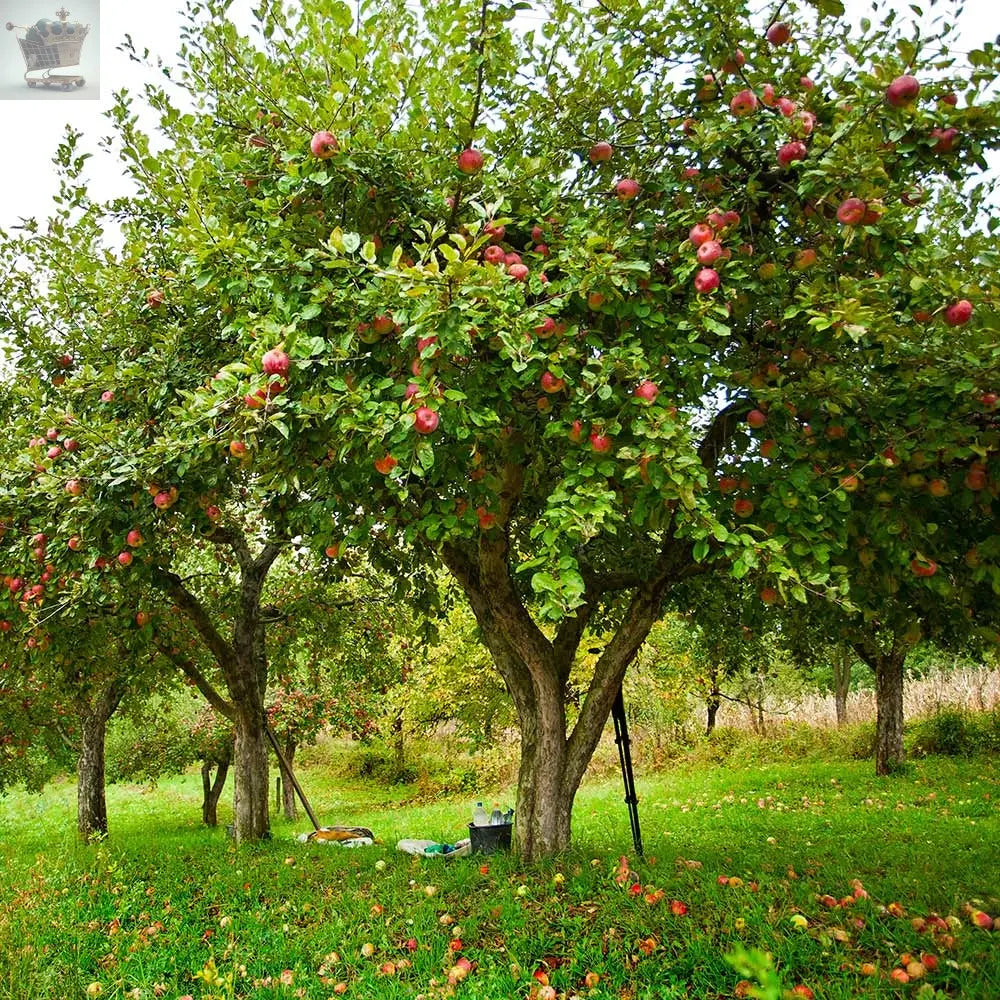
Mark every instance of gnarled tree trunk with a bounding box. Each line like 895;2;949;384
233;708;270;839
705;689;721;736
441;468;693;860
76;678;126;842
157;536;282;844
201;744;231;827
854;634;907;775
874;651;906;774
832;646;852;726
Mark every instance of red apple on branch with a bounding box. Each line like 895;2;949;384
634;381;659;403
589;431;612;453
373;314;396;337
777;141;807;167
836;198;867;226
689;223;714;246
413;407;439;434
720;50;746;74
886;75;920;107
615;178;640;201
262;348;290;378
456;147;484;174
730;89;758;116
965;464;987;491
694;268;720;293
747;409;767;429
944;300;972;326
310;131;340;158
588;141;613;163
793;248;817;270
910;557;938;577
931;127;959;153
766;22;791;45
696;240;724;265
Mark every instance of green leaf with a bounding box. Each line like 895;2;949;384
806;0;845;14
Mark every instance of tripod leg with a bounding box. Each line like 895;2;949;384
611;688;643;857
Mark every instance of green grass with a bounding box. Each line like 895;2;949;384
1;753;998;999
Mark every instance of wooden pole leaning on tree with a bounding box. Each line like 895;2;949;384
611;687;643;857
263;717;321;832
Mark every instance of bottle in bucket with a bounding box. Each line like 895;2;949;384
472;801;489;827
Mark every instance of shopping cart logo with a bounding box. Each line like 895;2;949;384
5;6;92;92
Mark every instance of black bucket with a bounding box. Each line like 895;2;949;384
468;822;512;854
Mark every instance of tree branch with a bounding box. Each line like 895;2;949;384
155;641;236;722
152;567;236;670
552;601;594;684
698;399;751;471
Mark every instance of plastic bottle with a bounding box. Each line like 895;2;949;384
472;802;488;827
503;807;514;824
490;803;503;825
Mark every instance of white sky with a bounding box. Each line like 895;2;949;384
0;0;997;230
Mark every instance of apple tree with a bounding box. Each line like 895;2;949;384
0;136;312;843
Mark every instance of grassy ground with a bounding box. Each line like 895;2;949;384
1;752;998;1000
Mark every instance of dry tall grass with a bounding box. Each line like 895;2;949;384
711;666;1000;731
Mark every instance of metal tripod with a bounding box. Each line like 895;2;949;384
611;687;643;857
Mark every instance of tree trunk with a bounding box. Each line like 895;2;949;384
512;690;574;860
281;739;298;821
233;710;270;842
201;748;231;827
391;711;405;782
705;688;720;736
76;679;126;843
832;647;851;726
875;651;906;775
440;493;688;860
77;710;110;842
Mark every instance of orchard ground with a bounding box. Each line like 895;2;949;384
1;746;998;999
